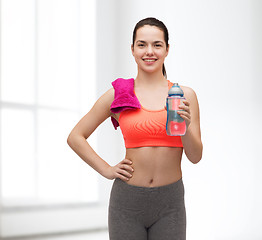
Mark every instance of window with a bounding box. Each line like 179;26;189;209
0;0;98;207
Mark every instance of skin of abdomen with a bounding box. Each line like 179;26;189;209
124;146;183;187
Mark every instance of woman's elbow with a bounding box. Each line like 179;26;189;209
187;144;203;164
67;131;79;148
67;132;74;148
190;155;202;164
67;130;87;149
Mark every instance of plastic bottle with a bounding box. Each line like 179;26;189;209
166;83;186;136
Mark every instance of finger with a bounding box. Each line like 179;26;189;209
178;100;190;111
178;105;190;113
177;109;190;117
116;173;130;181
177;114;191;126
121;159;133;165
122;164;134;172
178;108;190;117
182;100;190;106
177;111;191;121
117;169;133;178
119;164;134;172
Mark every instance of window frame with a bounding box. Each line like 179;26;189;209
0;0;107;237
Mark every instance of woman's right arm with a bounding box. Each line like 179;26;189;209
67;88;133;181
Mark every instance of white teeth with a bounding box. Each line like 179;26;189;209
144;59;156;62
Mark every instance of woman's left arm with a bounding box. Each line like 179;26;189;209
178;87;203;164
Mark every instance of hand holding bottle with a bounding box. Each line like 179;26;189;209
177;99;191;129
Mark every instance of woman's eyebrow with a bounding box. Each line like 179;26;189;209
136;40;164;44
136;40;146;44
154;41;164;44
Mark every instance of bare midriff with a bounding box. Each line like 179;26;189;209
124;146;183;187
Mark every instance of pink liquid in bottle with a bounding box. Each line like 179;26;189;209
168;120;186;136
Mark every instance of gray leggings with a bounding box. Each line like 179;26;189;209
108;178;186;240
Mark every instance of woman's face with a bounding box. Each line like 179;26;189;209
131;25;169;75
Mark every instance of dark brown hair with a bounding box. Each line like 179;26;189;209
132;17;169;78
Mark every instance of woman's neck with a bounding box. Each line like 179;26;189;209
135;70;167;88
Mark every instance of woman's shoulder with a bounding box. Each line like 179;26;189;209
168;80;193;92
167;80;197;99
105;87;115;97
178;85;200;110
179;85;198;102
180;85;196;95
98;88;115;106
89;88;115;113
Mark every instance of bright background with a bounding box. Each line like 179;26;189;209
0;0;262;239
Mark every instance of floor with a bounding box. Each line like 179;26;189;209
4;231;109;240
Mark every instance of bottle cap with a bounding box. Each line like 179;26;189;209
168;83;184;96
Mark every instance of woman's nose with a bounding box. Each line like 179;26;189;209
146;45;153;55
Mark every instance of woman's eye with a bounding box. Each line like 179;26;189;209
138;44;145;47
155;44;162;47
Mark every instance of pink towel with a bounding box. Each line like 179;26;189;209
110;78;141;129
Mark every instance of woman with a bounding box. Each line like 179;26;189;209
67;17;202;240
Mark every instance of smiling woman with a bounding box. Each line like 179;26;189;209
67;17;202;240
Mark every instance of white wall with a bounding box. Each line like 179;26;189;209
96;0;262;239
95;0;126;204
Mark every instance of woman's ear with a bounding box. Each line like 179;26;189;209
166;44;170;57
131;44;134;56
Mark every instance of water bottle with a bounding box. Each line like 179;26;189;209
166;83;186;136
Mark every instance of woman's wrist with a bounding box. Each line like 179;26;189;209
100;164;113;180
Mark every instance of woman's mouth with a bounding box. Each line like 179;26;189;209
143;58;157;62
